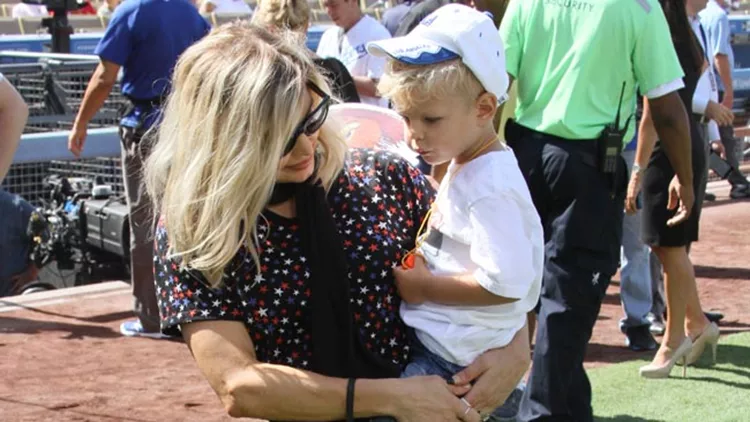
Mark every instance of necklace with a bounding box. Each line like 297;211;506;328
402;133;501;268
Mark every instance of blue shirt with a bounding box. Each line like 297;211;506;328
700;0;734;92
0;190;35;295
624;133;637;152
95;0;210;127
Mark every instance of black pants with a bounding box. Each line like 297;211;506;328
506;123;625;422
717;92;748;188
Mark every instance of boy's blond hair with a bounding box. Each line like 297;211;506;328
378;59;485;110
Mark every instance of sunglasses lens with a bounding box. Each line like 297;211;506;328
283;95;329;157
304;101;329;136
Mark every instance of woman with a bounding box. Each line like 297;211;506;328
252;0;361;103
628;0;724;378
145;22;529;421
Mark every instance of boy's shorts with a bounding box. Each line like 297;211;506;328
370;337;523;422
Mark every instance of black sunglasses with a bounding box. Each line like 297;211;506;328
283;83;331;157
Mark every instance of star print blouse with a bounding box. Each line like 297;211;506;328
154;149;434;370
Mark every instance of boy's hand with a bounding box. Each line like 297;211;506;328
394;256;431;305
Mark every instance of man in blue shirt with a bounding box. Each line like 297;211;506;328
68;0;210;338
700;0;750;198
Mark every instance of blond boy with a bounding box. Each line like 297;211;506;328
367;5;543;419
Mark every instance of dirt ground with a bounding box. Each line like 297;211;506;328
1;183;748;422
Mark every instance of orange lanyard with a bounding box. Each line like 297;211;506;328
401;134;501;269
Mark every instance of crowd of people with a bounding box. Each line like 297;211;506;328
0;0;747;420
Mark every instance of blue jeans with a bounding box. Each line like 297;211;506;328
372;339;521;422
0;189;35;297
619;150;652;329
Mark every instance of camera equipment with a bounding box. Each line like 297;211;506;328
21;0;87;53
28;174;130;290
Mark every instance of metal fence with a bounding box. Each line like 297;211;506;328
1;56;127;204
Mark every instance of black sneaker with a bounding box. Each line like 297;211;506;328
624;324;658;352
730;184;750;199
705;311;724;323
704;192;717;202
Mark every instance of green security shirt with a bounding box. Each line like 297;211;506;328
499;0;684;142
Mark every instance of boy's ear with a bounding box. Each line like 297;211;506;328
475;91;498;124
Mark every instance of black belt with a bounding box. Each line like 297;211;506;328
505;119;599;169
126;96;163;108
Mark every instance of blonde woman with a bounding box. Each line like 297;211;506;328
146;22;530;421
253;0;361;102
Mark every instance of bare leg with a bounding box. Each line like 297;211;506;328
649;246;699;365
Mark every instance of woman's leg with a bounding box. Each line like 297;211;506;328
650;245;696;364
684;278;710;339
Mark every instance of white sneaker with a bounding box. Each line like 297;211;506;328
119;319;169;339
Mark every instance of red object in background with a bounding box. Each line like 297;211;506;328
328;103;420;167
70;2;97;14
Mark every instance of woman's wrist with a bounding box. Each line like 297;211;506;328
631;163;644;177
352;378;403;418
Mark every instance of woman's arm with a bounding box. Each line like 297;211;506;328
182;320;479;421
636;97;659;172
0;78;28;183
625;97;659;214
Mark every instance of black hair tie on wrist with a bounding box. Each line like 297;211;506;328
346;378;356;422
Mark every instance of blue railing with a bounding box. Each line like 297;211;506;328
0;25;329;64
14;128;120;164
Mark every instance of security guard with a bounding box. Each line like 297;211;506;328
499;1;696;421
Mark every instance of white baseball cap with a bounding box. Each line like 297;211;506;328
366;3;509;104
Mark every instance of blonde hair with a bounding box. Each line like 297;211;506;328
145;22;346;288
251;0;310;32
378;59;484;111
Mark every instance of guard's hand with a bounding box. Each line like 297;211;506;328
666;175;694;227
625;171;642;215
68;124;88;158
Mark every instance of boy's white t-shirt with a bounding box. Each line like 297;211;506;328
400;149;544;366
316;15;390;108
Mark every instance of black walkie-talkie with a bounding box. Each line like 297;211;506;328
598;82;633;196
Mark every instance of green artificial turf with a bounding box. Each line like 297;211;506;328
591;332;750;422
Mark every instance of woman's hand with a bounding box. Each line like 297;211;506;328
625;170;643;215
389;376;480;422
705;101;734;127
666;175;694;227
451;324;531;418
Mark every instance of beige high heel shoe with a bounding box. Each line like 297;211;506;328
639;337;693;379
683;322;720;366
